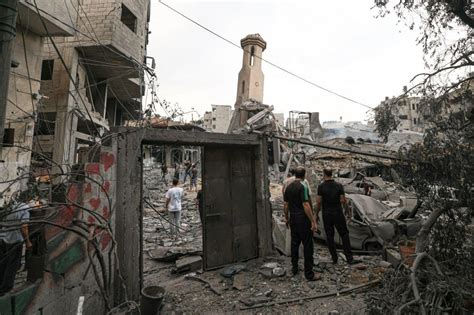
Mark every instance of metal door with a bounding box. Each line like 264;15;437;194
203;146;257;269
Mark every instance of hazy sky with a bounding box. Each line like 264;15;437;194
147;0;427;123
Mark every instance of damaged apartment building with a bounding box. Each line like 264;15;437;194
378;82;473;133
1;0;151;197
34;0;151;170
0;0;151;314
0;0;77;201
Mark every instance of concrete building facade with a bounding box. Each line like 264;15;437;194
34;0;151;170
202;105;233;133
379;95;424;132
0;0;77;202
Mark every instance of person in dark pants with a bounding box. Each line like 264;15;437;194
284;166;320;281
315;168;357;265
173;163;181;181
0;192;31;295
195;189;203;223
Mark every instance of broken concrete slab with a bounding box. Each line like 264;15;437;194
385;248;401;267
148;247;202;263
232;273;248;291
175;256;202;274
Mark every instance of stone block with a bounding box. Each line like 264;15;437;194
385;248;401;267
175;256;202;273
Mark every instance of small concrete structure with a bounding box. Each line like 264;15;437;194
113;127;273;303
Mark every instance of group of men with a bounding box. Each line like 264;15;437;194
283;166;357;281
169;161;198;192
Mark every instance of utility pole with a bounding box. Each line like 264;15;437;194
0;0;19;147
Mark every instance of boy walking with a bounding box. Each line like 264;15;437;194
165;179;184;239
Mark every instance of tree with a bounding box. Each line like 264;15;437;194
369;1;474;313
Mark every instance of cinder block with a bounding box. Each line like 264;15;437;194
385;248;401;267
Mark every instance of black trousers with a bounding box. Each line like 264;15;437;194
323;210;353;263
0;240;22;295
290;215;314;279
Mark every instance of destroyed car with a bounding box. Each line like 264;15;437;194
339;173;417;205
314;194;423;251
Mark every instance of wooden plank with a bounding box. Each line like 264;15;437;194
231;147;258;261
114;130;143;303
203;147;234;269
254;138;273;256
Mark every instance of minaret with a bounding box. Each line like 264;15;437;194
235;34;267;107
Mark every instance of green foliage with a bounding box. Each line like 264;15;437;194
368;1;474;313
373;99;400;142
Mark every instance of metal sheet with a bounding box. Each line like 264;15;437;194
231;147;258;261
203;147;233;269
203;146;258;269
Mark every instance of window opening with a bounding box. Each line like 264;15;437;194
41;60;54;80
250;46;255;66
121;5;137;33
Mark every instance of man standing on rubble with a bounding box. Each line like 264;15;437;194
283;168;313;209
284;166;319;281
315;168;356;265
165;178;184;239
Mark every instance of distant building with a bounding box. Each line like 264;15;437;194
203;111;212;130
202;105;233;133
378;81;473;133
379;94;424;132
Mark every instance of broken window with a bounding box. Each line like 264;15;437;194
121;4;137;33
250;46;255;66
398;114;408;120
2;128;14;146
35;112;57;136
413;118;417;125
242;80;245;94
41;59;54;80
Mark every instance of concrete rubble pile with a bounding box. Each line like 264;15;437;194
138;108;429;312
141;165;390;313
142;166;203;275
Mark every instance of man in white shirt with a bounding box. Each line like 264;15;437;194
165;178;184;239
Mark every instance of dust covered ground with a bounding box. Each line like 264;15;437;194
142;168;387;314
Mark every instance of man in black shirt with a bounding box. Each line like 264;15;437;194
316;168;354;264
284;166;319;281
